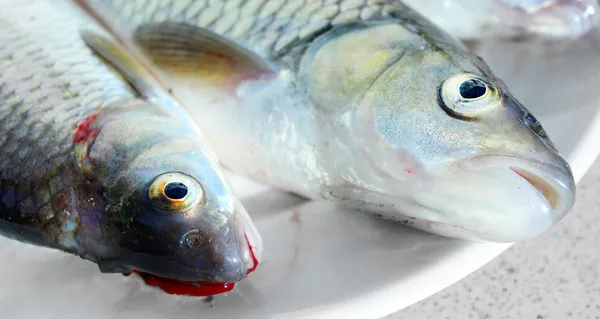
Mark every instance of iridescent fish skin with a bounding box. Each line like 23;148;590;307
81;0;576;242
0;0;261;291
404;0;600;40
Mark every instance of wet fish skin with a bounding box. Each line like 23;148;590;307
83;0;397;59
0;0;261;287
82;0;576;243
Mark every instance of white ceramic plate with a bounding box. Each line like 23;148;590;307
2;32;600;319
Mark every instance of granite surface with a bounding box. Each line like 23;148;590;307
389;157;600;319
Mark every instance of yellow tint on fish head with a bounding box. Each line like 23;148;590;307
357;46;538;167
299;23;415;115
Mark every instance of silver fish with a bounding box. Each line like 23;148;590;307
405;0;600;40
0;0;262;295
80;0;576;242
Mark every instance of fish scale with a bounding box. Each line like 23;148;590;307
93;0;385;58
0;0;133;239
1;0;264;291
81;0;578;243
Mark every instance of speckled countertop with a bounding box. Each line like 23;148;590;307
388;158;600;319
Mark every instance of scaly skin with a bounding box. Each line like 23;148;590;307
86;0;393;59
82;0;576;243
0;0;134;253
0;0;261;292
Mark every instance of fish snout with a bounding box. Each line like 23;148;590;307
172;206;261;283
462;154;575;241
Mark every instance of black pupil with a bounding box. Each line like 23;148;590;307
459;79;487;99
164;182;188;199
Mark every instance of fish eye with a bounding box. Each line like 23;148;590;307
148;173;204;211
440;73;501;118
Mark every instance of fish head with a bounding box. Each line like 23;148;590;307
347;25;575;242
300;20;575;242
94;107;262;285
118;169;260;284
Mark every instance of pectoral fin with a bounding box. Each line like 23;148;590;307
81;28;165;101
132;21;275;88
81;28;199;128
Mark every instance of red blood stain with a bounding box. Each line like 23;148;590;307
121;234;259;296
244;233;259;275
124;270;235;297
404;168;414;174
73;113;100;144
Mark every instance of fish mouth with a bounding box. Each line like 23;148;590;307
495;155;575;224
454;154;576;241
409;154;575;242
123;230;258;297
510;167;560;210
121;204;261;297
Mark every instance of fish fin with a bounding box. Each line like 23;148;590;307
81;28;203;131
97;260;132;273
80;28;167;102
132;21;275;87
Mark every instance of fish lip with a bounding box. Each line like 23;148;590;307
509;167;560;209
465;154;576;223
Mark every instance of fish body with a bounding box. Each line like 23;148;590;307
81;0;576;243
405;0;600;40
0;0;261;296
